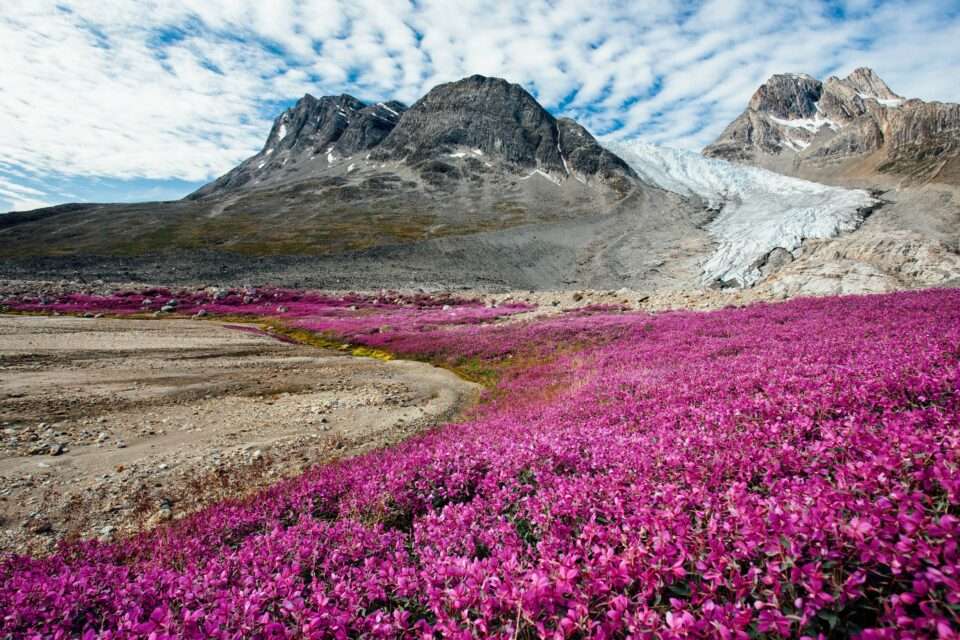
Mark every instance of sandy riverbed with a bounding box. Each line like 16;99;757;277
0;315;479;555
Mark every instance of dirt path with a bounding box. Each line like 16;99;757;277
0;315;480;555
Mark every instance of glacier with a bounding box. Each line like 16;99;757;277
608;140;878;287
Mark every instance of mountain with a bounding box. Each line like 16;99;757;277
704;67;960;187
0;75;704;291
3;70;958;296
702;68;960;296
189;75;638;201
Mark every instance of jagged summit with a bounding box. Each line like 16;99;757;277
704;67;958;185
190;74;638;200
189;93;407;199
836;67;903;102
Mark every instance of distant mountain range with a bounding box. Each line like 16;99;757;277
0;75;699;290
1;69;958;295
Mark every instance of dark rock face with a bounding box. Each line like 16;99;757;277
556;118;638;191
747;73;822;119
371;75;637;193
703;67;960;186
336;101;406;154
373;75;565;171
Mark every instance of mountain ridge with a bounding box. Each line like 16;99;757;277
190;75;640;202
0;74;703;292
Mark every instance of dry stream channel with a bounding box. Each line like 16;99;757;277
0;315;479;555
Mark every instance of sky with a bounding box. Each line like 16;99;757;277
2;0;960;212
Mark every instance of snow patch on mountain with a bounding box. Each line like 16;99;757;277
609;140;878;287
770;112;840;132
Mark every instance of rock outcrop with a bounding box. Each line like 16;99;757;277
760;230;960;298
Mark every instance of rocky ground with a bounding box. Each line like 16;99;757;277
0;315;479;555
5;274;958;321
0;277;807;315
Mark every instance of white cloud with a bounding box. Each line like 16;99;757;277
0;177;53;211
1;0;959;211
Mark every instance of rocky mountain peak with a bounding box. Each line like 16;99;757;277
748;73;823;119
263;93;375;155
704;67;959;187
189;93;407;199
837;67;903;102
370;74;637;190
371;74;565;171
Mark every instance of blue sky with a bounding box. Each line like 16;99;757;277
2;0;960;212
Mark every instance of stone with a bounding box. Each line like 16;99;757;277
146;507;173;528
25;517;53;534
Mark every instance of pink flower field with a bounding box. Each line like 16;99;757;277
2;289;960;638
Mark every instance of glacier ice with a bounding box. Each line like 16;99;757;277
608;140;878;287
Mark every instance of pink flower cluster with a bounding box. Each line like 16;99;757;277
3;289;960;638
